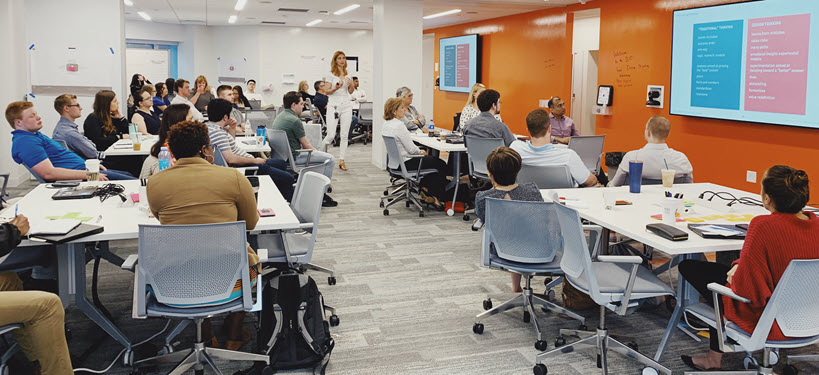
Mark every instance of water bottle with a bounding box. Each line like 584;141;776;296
257;125;267;146
428;119;435;132
158;147;171;171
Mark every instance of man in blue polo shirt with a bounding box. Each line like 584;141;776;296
7;101;134;181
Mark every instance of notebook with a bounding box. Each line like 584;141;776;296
52;186;96;200
30;223;104;244
28;219;81;236
687;224;747;240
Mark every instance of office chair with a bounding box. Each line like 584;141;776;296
131;221;270;374
248;99;262;110
473;199;586;350
533;203;673;375
682;259;819;375
267;129;316;174
350;101;373;145
54;139;69;149
567;135;606;175
642;175;694;186
463;135;504;223
517;164;574;189
212;144;258;175
380;135;439;217
21;164;46;183
0;324;22;375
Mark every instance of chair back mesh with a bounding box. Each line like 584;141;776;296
268;129;294;166
291;171;330;226
567;135;606;174
465;136;503;177
485;198;561;264
382;135;405;172
766;260;819;338
138;222;249;307
359;102;374;122
22;163;46;183
212;144;228;167
292;160;330;201
517;164;574;189
554;203;602;303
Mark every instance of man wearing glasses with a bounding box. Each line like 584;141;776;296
52;94;103;160
463;89;516;146
272;91;338;207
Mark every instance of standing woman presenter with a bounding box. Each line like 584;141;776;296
322;51;355;171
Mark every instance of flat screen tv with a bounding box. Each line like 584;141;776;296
439;34;481;93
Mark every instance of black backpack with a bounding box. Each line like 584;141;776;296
236;269;335;374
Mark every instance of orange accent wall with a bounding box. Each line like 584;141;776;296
428;0;819;199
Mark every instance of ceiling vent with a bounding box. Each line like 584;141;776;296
277;8;309;12
261;21;286;25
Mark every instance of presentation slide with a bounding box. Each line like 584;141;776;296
439;35;479;93
670;0;819;129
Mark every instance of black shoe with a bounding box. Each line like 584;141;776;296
322;194;338;207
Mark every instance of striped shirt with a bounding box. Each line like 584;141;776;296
206;122;251;158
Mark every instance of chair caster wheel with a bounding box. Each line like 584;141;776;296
535;340;548;351
543;277;553;286
770;349;780;365
406;201;411;207
328;276;336;285
597;354;603;368
327;186;332;193
419;212;425;217
783;364;799;375
195;369;204;375
329;314;340;326
472;323;484;334
123;349;135;366
665;295;677;313
483;299;492;310
447;208;455;216
523;310;531;323
554;336;566;347
641;367;659;375
533;363;548;375
162;344;174;354
744;355;759;370
383;209;389;216
578;324;588;331
383;190;389;196
627;341;638;351
463;214;470;221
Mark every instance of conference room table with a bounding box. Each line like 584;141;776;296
540;182;771;361
2;178;299;360
104;134;271;157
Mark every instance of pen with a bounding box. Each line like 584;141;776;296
14;204;18;217
95;215;102;223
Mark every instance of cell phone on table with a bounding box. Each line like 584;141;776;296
258;208;275;217
49;181;81;188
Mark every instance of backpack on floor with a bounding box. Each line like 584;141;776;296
236;269;335;375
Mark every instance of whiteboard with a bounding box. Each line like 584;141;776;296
30;45;114;88
126;49;170;85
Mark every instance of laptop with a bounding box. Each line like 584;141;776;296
52;186;96;200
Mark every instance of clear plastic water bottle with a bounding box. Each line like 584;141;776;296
428;119;435;132
158;147;171;171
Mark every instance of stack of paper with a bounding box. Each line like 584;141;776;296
28;219;81;236
113;142;134;149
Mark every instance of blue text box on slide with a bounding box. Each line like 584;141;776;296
443;45;457;88
690;20;744;110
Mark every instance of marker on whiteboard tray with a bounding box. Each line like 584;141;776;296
109;47;114;54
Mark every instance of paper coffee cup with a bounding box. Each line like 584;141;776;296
661;169;675;188
662;197;678;225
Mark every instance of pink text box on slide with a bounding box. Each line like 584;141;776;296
744;13;811;115
456;44;470;88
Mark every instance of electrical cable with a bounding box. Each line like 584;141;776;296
93;183;126;203
72;320;172;373
698;191;762;207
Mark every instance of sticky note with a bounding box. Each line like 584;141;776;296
77;216;93;222
62;212;81;219
686;217;706;223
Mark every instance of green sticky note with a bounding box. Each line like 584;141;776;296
62;212;81;219
77;216;93;222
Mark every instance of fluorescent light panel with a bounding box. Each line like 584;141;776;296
228;15;237;23
138;11;151;21
423;9;461;20
235;0;247;11
306;19;322;26
334;4;360;15
123;0;134;6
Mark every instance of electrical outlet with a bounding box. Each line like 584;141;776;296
746;170;757;183
539;99;549;108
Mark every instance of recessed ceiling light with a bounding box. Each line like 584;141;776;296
334;4;360;15
306;19;322;26
137;11;151;21
229;15;237;23
234;0;247;11
423;9;461;20
123;0;134;6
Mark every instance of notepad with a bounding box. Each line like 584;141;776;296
113;142;134;149
28;219;81;236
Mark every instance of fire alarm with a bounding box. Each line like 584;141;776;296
66;64;78;72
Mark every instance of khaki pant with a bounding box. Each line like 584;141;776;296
0;272;72;374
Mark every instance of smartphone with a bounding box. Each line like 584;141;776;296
258;208;275;217
49;181;81;188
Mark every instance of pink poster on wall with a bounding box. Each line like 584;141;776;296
744;13;811;115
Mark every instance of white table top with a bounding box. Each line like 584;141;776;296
411;129;467;152
8;178;299;245
541;183;772;255
105;135;271;156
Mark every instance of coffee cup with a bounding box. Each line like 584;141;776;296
662;197;679;225
661;169;675;188
603;191;616;210
85;159;100;182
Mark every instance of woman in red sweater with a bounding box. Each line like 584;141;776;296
679;165;819;371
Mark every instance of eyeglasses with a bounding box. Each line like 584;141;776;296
67;104;81;107
141;97;153;102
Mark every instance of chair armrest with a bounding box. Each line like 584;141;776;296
598;255;643;264
0;173;9;197
708;282;750;303
295;149;313;154
121;254;138;271
583;224;603;257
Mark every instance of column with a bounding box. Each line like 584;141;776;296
371;0;424;169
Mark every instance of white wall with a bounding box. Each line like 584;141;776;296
0;0;28;185
571;10;601;135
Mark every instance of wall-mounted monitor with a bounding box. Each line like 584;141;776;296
439;34;481;93
669;0;819;129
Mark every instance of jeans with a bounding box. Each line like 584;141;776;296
348;115;360;138
101;169;136;180
678;259;731;352
294;150;335;179
255;158;295;202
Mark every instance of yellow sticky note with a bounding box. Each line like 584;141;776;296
686;217;706;223
726;218;750;222
702;215;725;220
725;214;742;219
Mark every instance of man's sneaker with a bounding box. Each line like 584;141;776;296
322;194;338;207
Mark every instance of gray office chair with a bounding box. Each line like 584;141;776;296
683;259;819;375
643;175;694;185
268;129;315;174
567;135;606;174
131;221;269;374
21;164;46;183
0;324;22;375
517;164;574;189
350;101;373;145
380;135;439;218
248;99;262;110
212;144;258;175
0;173;11;206
473;199;586;350
54;139;69;149
533;203;674;375
464;135;505;222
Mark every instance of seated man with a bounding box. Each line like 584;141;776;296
547;96;579;145
312;80;329;121
52;94;102;160
510;108;597;187
205;98;296;202
0;215;73;375
271;92;338;207
7;102;134;181
463;89;516;146
216;84;246;134
170;78;205;122
609;116;693;187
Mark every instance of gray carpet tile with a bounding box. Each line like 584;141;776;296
7;143;819;374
